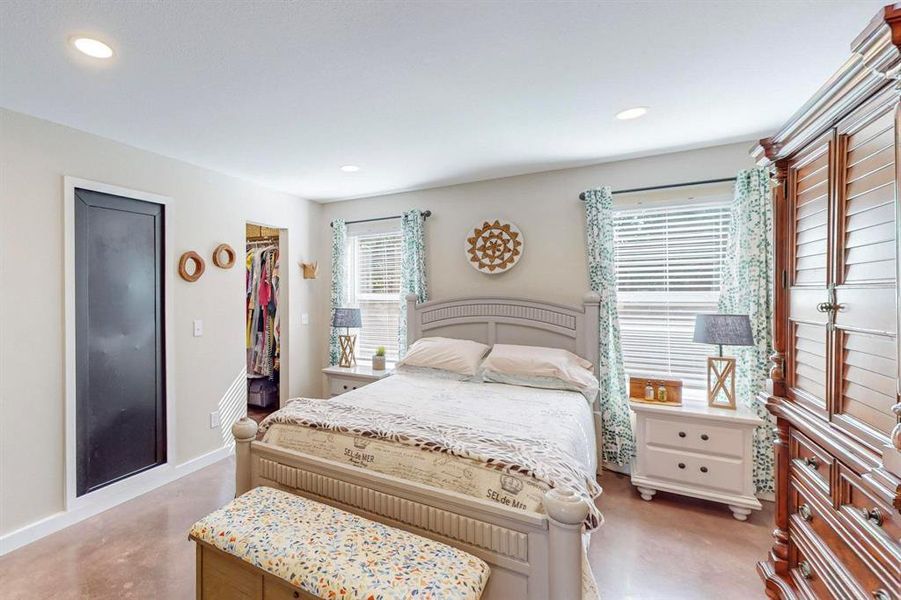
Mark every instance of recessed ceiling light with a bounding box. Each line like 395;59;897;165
71;37;114;59
615;106;649;120
340;165;360;172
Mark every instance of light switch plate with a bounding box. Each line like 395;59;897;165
209;411;220;429
301;313;309;325
193;319;203;337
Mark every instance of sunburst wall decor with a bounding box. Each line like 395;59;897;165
464;220;524;274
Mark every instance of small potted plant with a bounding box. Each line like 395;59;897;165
372;346;386;371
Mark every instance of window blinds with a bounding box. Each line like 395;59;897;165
348;230;403;362
613;202;732;389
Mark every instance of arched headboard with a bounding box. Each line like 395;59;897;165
405;292;601;372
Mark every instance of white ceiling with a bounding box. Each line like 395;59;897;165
0;0;887;202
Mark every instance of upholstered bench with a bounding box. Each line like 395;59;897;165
189;486;490;600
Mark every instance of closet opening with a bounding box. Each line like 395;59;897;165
245;222;286;423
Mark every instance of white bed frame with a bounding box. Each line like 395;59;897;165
232;292;602;599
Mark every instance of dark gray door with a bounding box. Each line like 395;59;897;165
75;188;166;497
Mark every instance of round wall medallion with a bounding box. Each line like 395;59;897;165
464;220;523;274
212;243;236;269
178;251;206;282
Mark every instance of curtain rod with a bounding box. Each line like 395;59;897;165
330;209;432;228
578;177;735;201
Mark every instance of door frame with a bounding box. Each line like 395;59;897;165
245;220;290;408
63;176;175;511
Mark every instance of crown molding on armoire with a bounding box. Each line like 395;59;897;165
753;5;901;166
754;4;901;600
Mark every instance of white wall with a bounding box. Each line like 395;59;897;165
318;141;756;381
0;109;323;541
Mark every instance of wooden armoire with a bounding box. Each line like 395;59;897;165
755;5;901;600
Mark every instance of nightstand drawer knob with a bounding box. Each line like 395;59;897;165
803;456;819;470
700;434;709;441
873;590;890;600
798;561;812;580
678;431;686;438
798;503;812;521
293;592;300;599
678;462;686;469
699;466;708;473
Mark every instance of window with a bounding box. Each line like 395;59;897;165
347;227;403;362
613;201;732;389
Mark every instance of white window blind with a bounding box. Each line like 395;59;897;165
613;202;732;389
348;228;403;362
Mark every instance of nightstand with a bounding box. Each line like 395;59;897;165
629;399;763;521
322;364;393;397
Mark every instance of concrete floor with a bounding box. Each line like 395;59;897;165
0;458;773;599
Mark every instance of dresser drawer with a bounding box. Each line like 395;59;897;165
789;429;833;495
836;464;901;594
644;417;744;458
790;532;842;600
790;477;894;598
643;446;744;493
328;377;366;396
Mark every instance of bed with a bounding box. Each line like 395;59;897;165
232;293;603;600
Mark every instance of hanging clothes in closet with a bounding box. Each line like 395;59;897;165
246;244;280;378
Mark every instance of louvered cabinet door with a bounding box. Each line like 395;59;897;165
787;133;833;418
832;90;900;452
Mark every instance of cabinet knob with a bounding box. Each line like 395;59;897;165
700;466;708;473
860;507;883;527
678;462;686;469
700;434;709;441
678;431;686;438
803;456;819;470
797;503;812;521
872;590;890;600
798;561;812;580
343;385;348;390
293;592;300;599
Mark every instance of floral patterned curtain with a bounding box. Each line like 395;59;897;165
328;219;347;366
583;187;635;466
718;167;775;493
398;209;429;357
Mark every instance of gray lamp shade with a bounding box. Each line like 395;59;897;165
332;307;362;329
693;314;754;347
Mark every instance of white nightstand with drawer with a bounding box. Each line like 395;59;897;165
322;364;392;397
629;399;763;521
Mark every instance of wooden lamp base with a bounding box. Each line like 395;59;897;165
338;334;357;368
707;356;736;409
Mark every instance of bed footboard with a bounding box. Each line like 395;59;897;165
231;417;590;600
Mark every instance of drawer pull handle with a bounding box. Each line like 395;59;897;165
797;503;812;521
678;431;686;438
678;462;686;469
803;456;819;470
798;561;812;580
872;590;890;600
293;592;301;599
700;466;708;473
860;507;883;527
700;434;709;441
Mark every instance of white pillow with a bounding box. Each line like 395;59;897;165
481;344;598;398
398;337;490;376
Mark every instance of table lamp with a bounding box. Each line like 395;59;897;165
692;314;754;409
333;308;362;368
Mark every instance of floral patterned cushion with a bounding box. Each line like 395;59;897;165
189;486;490;600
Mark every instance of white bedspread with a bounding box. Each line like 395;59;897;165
336;369;598;474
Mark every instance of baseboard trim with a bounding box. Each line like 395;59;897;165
0;445;233;556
